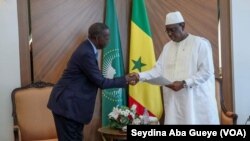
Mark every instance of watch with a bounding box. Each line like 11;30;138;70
182;80;187;88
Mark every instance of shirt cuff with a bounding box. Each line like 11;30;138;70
185;78;193;88
138;72;147;81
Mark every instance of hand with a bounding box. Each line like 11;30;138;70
129;72;140;85
125;72;139;85
165;81;183;91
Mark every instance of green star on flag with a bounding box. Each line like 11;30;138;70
129;0;163;120
132;57;146;72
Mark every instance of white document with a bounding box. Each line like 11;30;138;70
144;76;172;86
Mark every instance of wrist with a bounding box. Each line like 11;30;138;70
125;76;129;84
182;80;187;88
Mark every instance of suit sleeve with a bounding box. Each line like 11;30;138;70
76;51;127;89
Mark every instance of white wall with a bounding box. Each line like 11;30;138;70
231;0;250;124
0;0;21;140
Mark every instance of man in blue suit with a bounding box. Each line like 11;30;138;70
47;23;138;141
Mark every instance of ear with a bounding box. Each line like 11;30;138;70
180;22;185;30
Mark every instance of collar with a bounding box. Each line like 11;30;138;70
88;38;98;54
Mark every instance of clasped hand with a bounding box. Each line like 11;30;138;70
165;81;184;91
125;72;139;85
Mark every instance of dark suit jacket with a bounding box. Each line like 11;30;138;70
47;40;127;124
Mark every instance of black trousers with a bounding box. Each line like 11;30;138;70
52;113;84;141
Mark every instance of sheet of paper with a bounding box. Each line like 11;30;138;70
144;76;172;86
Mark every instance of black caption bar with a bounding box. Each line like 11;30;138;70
127;125;250;141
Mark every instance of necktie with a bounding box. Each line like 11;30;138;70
95;52;98;60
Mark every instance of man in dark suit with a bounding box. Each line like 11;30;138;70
47;23;138;141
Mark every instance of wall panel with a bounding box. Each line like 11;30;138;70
30;0;104;140
31;0;105;83
146;0;219;77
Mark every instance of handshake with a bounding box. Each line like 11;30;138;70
125;72;139;85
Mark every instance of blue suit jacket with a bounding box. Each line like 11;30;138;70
47;40;127;123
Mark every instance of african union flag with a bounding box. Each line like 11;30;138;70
101;0;127;126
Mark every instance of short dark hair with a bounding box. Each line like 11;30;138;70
88;23;109;39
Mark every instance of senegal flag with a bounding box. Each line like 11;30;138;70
102;0;126;126
129;0;163;119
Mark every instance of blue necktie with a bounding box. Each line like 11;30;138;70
95;52;98;60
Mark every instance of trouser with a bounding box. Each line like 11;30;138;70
53;112;84;141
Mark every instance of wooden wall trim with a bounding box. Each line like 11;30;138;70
17;0;32;86
220;0;233;111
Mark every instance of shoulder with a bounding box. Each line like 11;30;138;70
191;34;211;45
71;40;94;60
78;40;92;50
76;40;93;54
163;40;174;50
188;34;211;50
